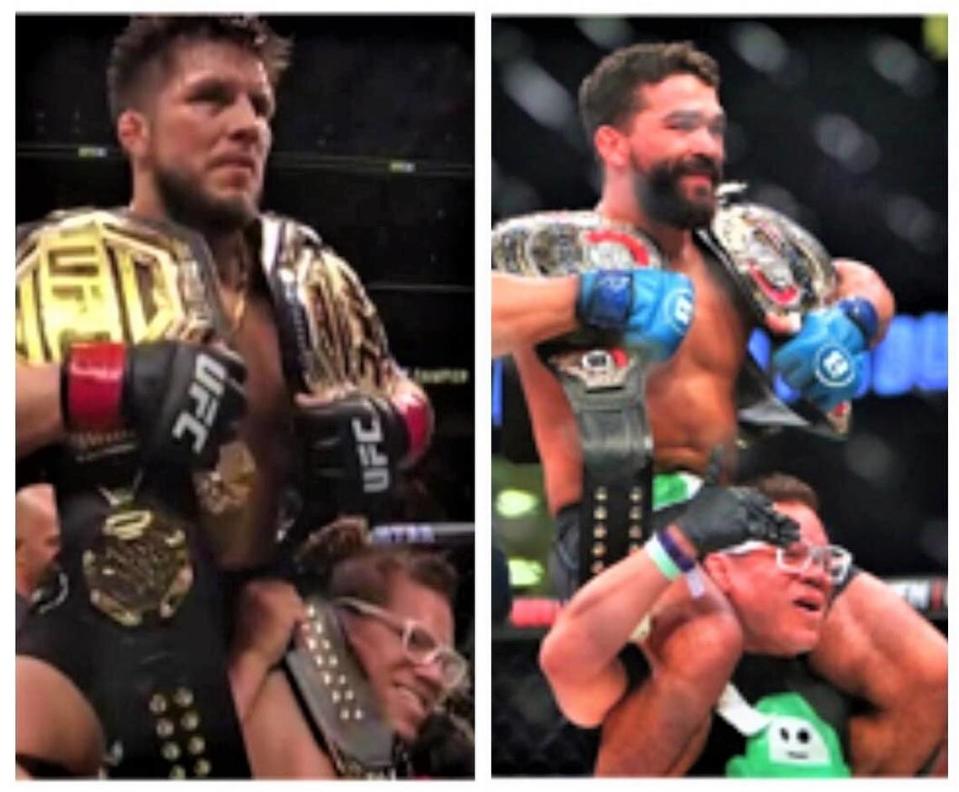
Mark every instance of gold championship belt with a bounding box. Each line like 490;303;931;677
260;214;396;398
16;209;230;626
698;188;849;436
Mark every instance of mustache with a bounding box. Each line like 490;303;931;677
672;155;723;184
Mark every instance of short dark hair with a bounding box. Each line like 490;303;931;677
328;546;458;608
747;472;820;514
578;41;720;141
107;15;291;121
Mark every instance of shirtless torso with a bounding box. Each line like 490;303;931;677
511;237;749;513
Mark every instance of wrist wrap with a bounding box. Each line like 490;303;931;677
644;533;681;581
63;342;126;432
657;529;696;571
837;297;879;345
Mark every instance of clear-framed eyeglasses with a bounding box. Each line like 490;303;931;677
335;597;468;691
725;541;853;586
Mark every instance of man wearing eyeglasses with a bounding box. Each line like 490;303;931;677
228;546;471;778
583;473;947;776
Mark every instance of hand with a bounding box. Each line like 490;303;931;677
577;268;694;360
63;341;247;468
232;579;306;670
772;307;869;411
674;484;800;557
294;390;409;515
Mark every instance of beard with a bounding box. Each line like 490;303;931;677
631;153;722;229
154;163;259;235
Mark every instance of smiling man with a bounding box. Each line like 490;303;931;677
16;16;431;778
228;547;467;778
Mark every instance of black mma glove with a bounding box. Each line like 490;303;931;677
63;340;247;468
294;391;410;516
674;484;800;557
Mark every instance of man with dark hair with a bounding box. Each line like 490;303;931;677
557;473;947;776
228;547;469;778
493;40;943;775
16;14;432;778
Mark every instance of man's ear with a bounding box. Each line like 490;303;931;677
116;109;149;159
702;553;733;595
593;124;629;170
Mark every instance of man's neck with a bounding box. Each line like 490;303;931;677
595;191;690;261
128;192;251;287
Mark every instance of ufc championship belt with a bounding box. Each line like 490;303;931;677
493;211;666;585
285;597;403;778
15;208;232;627
697;186;849;437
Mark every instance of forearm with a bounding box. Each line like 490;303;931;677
492;272;578;357
541;548;675;686
848;701;946;776
16;363;65;457
228;649;273;723
833;259;895;342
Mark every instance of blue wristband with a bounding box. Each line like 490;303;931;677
837;297;879;345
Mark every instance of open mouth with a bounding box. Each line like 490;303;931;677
793;595;824;613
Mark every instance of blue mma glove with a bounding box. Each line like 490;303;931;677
577;269;695;360
772;299;877;411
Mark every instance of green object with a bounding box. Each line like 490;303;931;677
508;558;544;588
923;15;947;60
726;692;851;777
652;471;698;510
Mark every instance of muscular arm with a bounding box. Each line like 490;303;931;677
809;571;947;775
595;577;742;776
833;259;895;343
492;272;578;357
16;363;64;458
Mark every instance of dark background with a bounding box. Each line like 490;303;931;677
490;16;947;776
16;14;476;527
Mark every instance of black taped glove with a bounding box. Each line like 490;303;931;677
674;484;801;557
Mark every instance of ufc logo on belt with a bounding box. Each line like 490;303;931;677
172;353;227;454
351;415;390;493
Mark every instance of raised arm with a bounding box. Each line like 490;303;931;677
832;259;895;343
540;484;799;728
809;571;947;775
491;272;579;357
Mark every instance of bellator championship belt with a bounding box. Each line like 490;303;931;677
697;188;849;437
493;211;668;584
16;209;228;627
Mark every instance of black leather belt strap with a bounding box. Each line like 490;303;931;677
548;347;654;587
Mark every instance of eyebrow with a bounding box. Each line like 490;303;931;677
663;109;726;128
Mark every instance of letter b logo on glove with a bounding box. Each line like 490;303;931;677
814;345;854;388
666;288;695;335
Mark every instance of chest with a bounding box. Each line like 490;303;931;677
222;285;292;439
670;246;750;372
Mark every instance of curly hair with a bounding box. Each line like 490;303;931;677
106;15;291;120
578;41;720;141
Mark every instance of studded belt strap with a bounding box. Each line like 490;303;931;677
548;347;654;587
285;597;397;778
